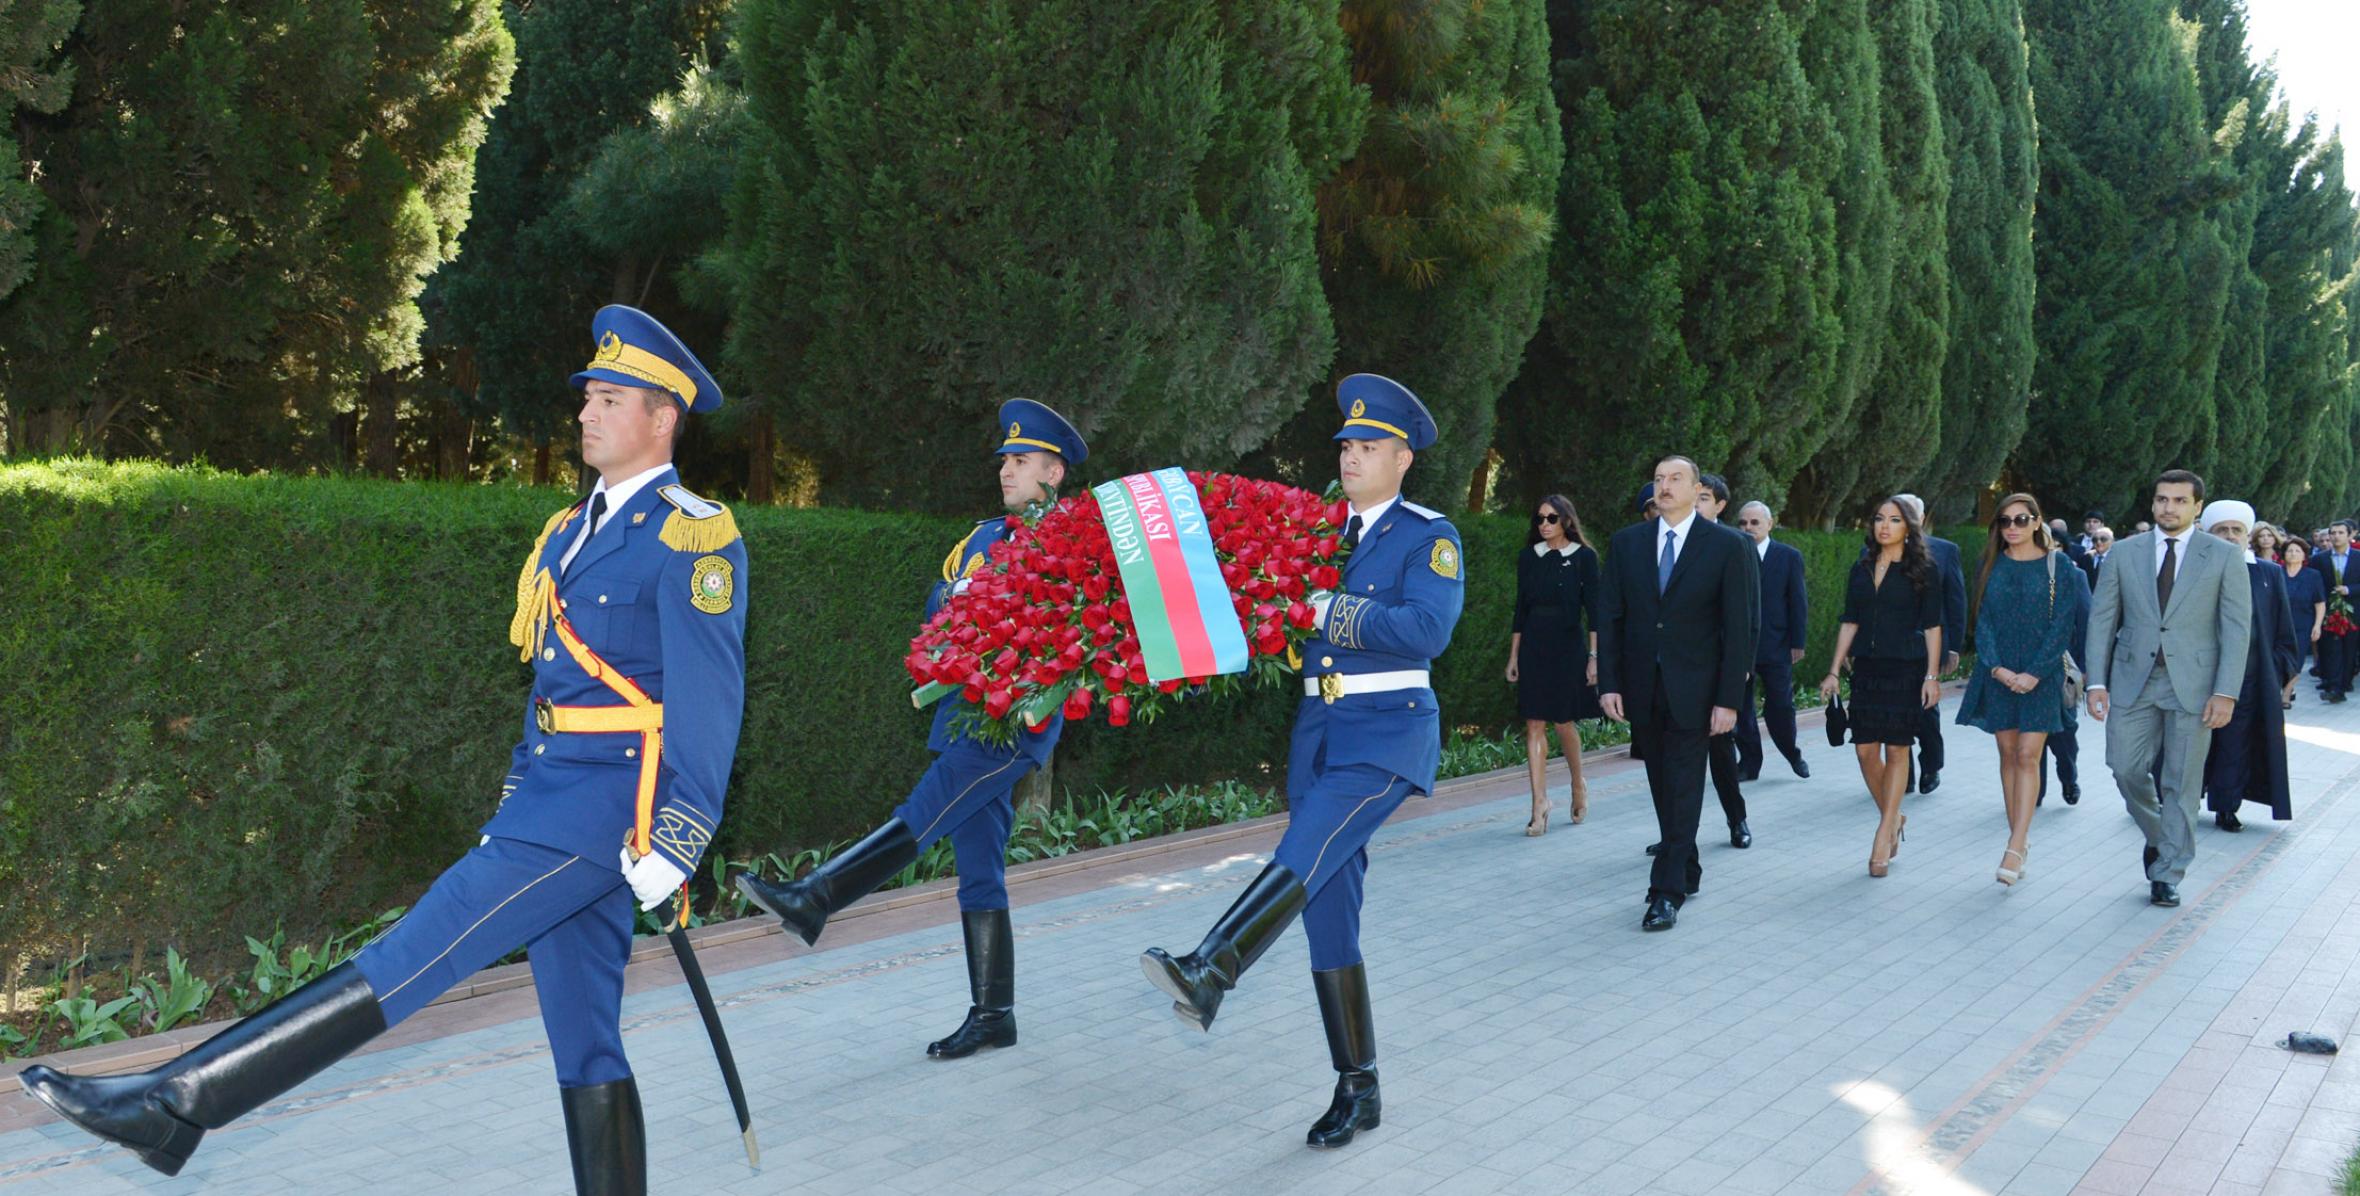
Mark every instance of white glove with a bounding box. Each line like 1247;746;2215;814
1309;590;1335;626
620;847;689;911
952;576;973;596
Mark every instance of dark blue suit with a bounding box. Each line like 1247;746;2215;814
1736;538;1808;773
2310;552;2357;698
2040;557;2093;803
354;470;748;1088
1281;500;1464;969
895;515;1067;910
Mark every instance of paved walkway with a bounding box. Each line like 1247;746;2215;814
9;691;2360;1196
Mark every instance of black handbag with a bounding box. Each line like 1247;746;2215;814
1824;690;1849;746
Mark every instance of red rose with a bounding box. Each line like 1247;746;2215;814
1064;686;1095;720
1107;695;1133;727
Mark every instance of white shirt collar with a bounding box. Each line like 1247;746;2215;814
1752;536;1771;559
591;462;674;516
1657;508;1697;550
1349;495;1400;541
2156;527;2187;573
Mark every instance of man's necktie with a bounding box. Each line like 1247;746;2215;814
1343;514;1363;552
564;491;608;577
1658;528;1676;594
2157;535;2178;613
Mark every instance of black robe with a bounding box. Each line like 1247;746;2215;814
2207;560;2299;819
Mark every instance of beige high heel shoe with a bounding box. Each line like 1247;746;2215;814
1996;846;2026;886
1524;804;1548;837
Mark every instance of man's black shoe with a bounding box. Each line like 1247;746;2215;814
2150;881;2181;908
1644;842;1663;857
2062;781;2080;805
1918;768;1942;794
1739;767;1761;783
1788;755;1811;779
2215;811;2243;833
1729;820;1752;849
1641;898;1677;932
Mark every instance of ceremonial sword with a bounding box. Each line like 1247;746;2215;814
656;891;760;1169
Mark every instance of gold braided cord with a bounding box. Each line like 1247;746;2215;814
510;506;575;662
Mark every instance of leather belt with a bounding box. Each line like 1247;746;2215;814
1305;669;1431;703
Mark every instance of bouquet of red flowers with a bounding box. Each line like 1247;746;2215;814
2327;589;2354;638
905;472;1351;741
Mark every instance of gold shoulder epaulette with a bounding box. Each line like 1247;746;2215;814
657;484;740;553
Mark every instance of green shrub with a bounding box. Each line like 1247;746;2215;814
0;461;1922;972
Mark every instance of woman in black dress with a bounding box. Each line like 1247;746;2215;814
1507;493;1603;835
1818;497;1944;876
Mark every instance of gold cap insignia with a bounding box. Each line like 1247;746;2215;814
1008;421;1022;439
1349;399;1367;419
594;330;625;363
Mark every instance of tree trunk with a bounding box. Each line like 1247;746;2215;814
362;371;401;478
431;401;474;481
1464;448;1498;513
533;439;552;487
1014;756;1054;817
746;407;776;504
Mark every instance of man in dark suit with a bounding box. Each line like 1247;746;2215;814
2084;527;2114;587
1735;501;1809;780
1695;474;1757;847
2039;546;2093;806
2310;520;2357;703
1897;494;1965;793
2052;519;2092;575
1599;455;1759;932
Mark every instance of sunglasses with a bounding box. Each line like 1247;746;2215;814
1533;513;1560;525
1995;513;2038;528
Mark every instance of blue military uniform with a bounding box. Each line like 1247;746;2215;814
1141;373;1461;1152
734;397;1085;1060
18;306;744;1193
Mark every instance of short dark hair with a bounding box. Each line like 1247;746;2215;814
2337;519;2357;534
1700;473;1731;506
2084;509;2104;521
1653;454;1700;482
2155;469;2206;503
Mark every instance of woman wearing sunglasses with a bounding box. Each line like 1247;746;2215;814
1507;493;1603;834
1955;494;2087;886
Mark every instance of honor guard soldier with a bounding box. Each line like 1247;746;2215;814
21;306;749;1196
1140;374;1463;1149
734;399;1086;1058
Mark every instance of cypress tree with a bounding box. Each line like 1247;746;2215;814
1793;0;1951;521
1923;0;2037;520
0;0;76;306
2255;127;2360;519
1256;0;1559;511
0;2;513;466
2014;0;2235;518
2178;0;2271;496
721;0;1364;510
1503;0;1841;527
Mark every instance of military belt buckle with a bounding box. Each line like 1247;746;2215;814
534;697;556;734
1319;674;1343;705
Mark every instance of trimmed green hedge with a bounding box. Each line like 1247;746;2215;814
0;461;1938;970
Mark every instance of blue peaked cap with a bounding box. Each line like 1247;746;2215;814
995;398;1088;465
569;305;722;414
1333;373;1437;451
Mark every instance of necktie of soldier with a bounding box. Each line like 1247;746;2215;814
1658;528;1676;595
1343;514;1363;552
563;491;608;577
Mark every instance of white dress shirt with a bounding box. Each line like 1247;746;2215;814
560;462;671;575
1655;508;1698;567
1349;494;1400;547
2155;529;2189;577
1752;535;1770;560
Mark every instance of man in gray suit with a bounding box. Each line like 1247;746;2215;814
2086;470;2253;907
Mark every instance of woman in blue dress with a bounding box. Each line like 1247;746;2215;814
2281;537;2327;710
1956;493;2086;887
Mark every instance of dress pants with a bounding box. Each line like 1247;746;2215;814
1634;683;1708;906
353;838;635;1088
2107;672;2212;885
892;744;1032;910
1735;656;1800;774
2037;721;2079;801
1915;701;1946;774
1708;733;1747;825
2320;633;2355;697
1270;761;1416;970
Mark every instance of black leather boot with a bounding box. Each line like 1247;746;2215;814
734;819;919;945
559;1078;647;1196
928;909;1017;1059
1140;863;1306;1031
18;963;384;1177
1306;963;1380;1148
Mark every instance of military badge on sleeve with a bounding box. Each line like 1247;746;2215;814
1429;540;1461;580
690;555;735;614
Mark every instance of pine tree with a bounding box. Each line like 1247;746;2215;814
720;0;1364;510
2013;0;2235;518
0;0;76;306
426;0;731;469
1255;0;1559;511
1503;0;1842;527
1923;0;2037;520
